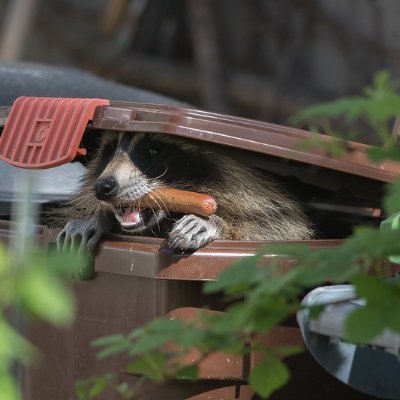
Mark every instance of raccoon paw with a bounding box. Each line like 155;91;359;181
168;214;219;252
57;214;113;253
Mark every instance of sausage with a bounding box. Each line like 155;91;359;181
141;188;217;217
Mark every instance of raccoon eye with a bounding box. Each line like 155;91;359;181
146;147;159;156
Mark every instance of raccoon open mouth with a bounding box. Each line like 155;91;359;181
114;207;153;230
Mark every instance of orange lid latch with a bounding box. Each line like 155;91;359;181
0;96;109;169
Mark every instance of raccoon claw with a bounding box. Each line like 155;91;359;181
57;214;114;254
57;219;97;253
168;214;218;252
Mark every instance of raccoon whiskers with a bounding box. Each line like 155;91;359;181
91;203;102;228
68;194;97;210
66;189;93;203
141;195;162;232
146;163;168;182
147;190;172;219
119;185;150;201
85;200;101;223
133;195;160;232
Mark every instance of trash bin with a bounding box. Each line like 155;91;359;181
1;98;398;399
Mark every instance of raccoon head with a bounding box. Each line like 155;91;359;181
91;132;219;234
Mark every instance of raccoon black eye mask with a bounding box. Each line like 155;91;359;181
56;131;313;253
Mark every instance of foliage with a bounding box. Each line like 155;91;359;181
291;70;400;158
0;169;83;400
78;229;400;399
0;245;77;400
78;70;400;399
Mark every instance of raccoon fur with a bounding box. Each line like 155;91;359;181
56;131;313;253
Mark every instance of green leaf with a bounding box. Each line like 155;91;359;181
75;380;90;400
45;249;82;277
0;373;20;400
345;306;384;343
129;319;185;355
88;375;112;398
291;96;367;125
366;146;400;164
125;353;169;381
350;276;400;335
18;268;75;327
176;365;199;380
245;297;293;332
308;304;325;319
92;334;127;348
147;318;184;335
272;346;303;358
352;275;389;304
248;267;303;298
0;320;36;364
75;374;116;400
384;179;400;215
96;339;130;360
345;276;400;341
174;326;206;349
366;147;387;163
203;253;262;294
129;333;171;355
249;356;290;398
351;225;400;258
290;70;400;147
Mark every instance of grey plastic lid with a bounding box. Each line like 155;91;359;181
297;285;400;399
0;160;85;214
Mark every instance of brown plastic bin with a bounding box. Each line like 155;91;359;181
1;98;399;399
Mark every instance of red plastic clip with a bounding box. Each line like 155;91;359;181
0;96;109;169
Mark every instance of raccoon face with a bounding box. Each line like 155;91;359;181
91;132;218;233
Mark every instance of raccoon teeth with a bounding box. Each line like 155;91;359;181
114;213;124;224
114;207;145;229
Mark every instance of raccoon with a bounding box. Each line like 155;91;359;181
56;131;313;253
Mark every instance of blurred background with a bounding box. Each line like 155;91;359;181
0;0;399;126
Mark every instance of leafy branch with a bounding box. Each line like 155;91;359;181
79;224;400;398
291;70;400;159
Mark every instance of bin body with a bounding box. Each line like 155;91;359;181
0;223;382;399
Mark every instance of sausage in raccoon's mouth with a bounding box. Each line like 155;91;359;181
128;188;217;217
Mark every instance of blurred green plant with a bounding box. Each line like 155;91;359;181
0;246;77;400
78;70;400;399
291;70;400;159
0;170;78;400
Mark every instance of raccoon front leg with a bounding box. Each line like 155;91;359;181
168;214;224;251
57;211;115;253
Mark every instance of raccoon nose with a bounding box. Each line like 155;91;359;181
94;176;118;200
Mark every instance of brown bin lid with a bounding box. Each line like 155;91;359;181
90;101;400;183
0;97;399;182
